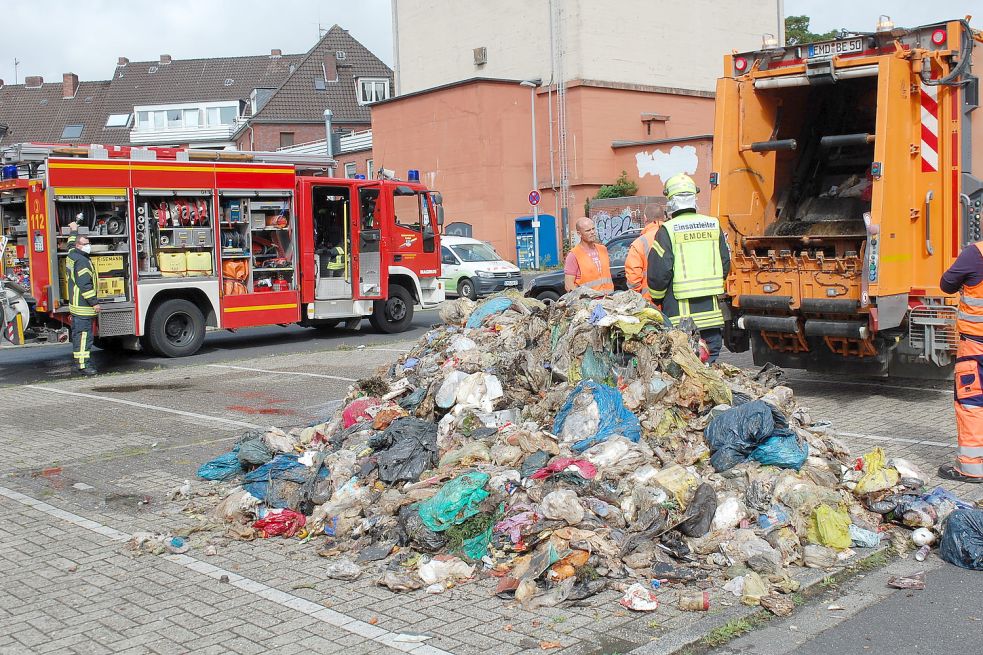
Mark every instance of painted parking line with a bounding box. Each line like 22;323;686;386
0;485;449;655
207;364;357;382
837;430;953;448
24;385;263;429
784;377;952;395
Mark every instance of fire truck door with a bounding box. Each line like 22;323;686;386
390;185;440;277
355;186;384;299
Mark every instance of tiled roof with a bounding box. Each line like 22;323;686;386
0;80;111;145
251;25;393;124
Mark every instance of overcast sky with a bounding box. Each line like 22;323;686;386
1;1;975;85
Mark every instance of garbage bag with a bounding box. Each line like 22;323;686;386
465;297;513;329
238;438;274;467
854;447;900;495
541;489;585;525
369;417;439;484
397;505;448;551
939;508;983;571
342;397;381;428
749;428;809;471
243;454;318;507
553;381;641;453
704;400;776;472
417;472;490;532
253;508;306;538
807;504;852;550
677;483;717;538
197;448;241;481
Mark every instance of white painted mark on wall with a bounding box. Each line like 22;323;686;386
635;145;699;184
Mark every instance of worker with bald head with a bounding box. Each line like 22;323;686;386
564;217;614;293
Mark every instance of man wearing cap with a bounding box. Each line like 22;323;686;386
564;216;614;293
647;174;730;362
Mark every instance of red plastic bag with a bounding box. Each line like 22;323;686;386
253;509;306;538
530;457;598;481
342;397;381;428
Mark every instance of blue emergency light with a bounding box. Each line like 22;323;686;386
354;174;366;180
407;169;420;182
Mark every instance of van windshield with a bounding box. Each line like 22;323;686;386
451;243;501;263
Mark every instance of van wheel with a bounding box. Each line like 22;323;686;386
458;278;478;300
371;285;414;333
536;290;560;304
146;299;205;357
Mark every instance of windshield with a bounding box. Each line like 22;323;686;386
451;243;502;263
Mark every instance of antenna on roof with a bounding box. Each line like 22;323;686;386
318;22;327;39
13;58;20;85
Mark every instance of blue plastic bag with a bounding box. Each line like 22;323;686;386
939;508;983;571
465;297;513;329
243;454;318;506
749;428;809;470
197;448;242;481
705;400;775;472
552;381;641;453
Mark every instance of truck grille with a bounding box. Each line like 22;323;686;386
491;272;519;279
97;307;135;337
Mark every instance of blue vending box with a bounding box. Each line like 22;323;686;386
514;214;558;270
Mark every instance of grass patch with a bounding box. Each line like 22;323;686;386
819;575;837;589
647;620;661;630
854;549;890;571
701;614;767;648
551;616;567;624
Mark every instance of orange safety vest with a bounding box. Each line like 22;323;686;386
625;222;661;301
957;243;983;337
572;242;614;292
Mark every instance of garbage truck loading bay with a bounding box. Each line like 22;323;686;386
1;332;979;655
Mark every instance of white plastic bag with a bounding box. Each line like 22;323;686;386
711;495;749;531
324;558;362;581
541;489;585;525
418;557;475;585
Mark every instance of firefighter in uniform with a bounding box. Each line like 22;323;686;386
326;242;346;277
625;211;662;302
939;243;983;482
647;174;730;362
564;216;614;293
66;222;101;375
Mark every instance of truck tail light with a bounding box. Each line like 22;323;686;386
734;57;749;73
931;29;946;45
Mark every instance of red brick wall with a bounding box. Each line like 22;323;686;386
333;150;375;178
235;122;367;152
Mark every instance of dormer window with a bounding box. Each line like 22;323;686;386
357;78;390;105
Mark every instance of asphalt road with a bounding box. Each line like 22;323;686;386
0;308;440;386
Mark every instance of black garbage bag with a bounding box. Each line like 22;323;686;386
396;504;447;552
237;435;273;467
939;508;983;571
368;417;439;484
705;400;776;472
677;483;717;538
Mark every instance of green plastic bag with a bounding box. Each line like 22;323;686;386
418;472;490;532
807;504;852;550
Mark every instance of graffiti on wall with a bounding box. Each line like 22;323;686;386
634;145;699;183
592;208;640;242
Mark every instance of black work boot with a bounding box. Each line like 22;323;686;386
76;366;98;377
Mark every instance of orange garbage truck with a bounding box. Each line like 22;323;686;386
711;17;983;377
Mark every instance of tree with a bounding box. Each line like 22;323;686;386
785;15;840;46
584;171;638;215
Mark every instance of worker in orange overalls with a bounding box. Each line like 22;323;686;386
564;216;614;293
939;243;983;483
624;210;662;302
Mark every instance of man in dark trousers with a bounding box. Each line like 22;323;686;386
66;221;101;375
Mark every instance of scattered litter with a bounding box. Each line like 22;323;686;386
620;583;660;611
887;572;926;590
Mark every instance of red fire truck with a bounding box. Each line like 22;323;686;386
0;143;445;357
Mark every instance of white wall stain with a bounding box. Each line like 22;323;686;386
634;145;699;183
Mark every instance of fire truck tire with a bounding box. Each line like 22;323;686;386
458;278;478;301
371;284;414;334
146;299;206;357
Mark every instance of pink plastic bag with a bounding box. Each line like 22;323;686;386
530;457;598;481
342;397;381;428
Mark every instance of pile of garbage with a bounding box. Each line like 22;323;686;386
191;290;982;611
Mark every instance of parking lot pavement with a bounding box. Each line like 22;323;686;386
0;343;978;655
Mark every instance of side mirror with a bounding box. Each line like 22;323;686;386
436;204;445;226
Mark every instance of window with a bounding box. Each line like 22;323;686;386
607;237;635;267
136;111;151;131
344;162;357;178
206;107;221;127
314;77;326;91
441;246;458;266
393;188;425;232
451;243;502;263
166;109;182;128
279;132;295;148
357;78;390;104
105;113;131;128
153;111;165;130
183;109;200;128
219;106;237;125
366;159;374;179
60;124;84;140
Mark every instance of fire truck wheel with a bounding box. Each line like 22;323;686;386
146;298;206;357
458;278;478;301
371;284;414;334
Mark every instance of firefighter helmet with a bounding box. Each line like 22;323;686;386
663;173;699;199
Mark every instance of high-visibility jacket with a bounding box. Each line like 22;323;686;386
647;212;730;329
571;242;614;292
625;222;661;301
66;248;99;317
326;245;346;271
956;243;983;337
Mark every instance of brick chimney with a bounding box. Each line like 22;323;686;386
63;73;79;99
117;56;129;67
159;54;172;65
0;80;4;90
270;48;282;58
25;76;43;88
323;56;338;83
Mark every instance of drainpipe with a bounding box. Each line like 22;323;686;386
323;109;335;176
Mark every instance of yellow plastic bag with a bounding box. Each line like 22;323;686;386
807;504;852;550
854;447;900;495
653;464;699;507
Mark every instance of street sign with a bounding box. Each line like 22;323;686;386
528;190;541;206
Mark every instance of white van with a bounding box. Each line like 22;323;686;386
440;236;523;299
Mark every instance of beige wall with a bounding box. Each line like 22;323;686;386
371;80;715;264
392;0;782;95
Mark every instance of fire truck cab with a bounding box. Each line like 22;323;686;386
0;143;445;357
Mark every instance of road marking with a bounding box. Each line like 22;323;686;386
207;364;356;382
784;377;952;395
24;385;263;429
0;485;451;655
365;348;412;354
837;430;954;448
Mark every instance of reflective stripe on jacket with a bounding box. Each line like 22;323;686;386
571;242;614;292
957;244;983;337
67;248;98;317
660;213;726;299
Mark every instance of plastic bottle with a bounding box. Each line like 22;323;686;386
914;544;931;562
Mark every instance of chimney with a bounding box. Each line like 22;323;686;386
63;73;79;99
117;57;129;67
25;75;43;88
0;80;4;90
159;54;172;65
270;48;282;58
323;56;338;83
